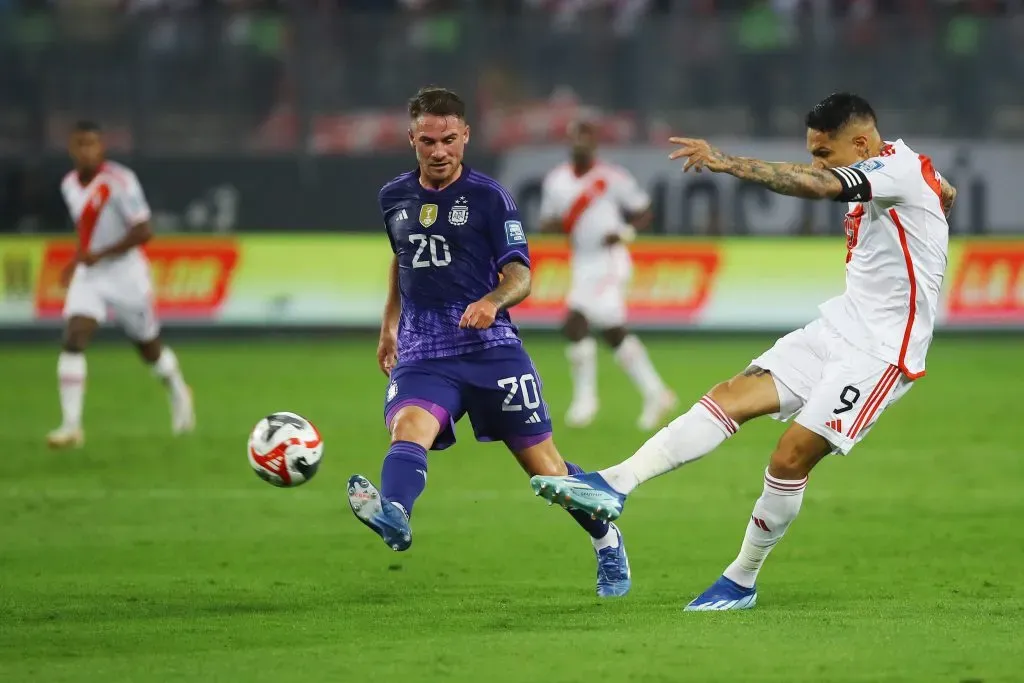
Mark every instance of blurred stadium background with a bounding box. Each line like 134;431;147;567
2;0;1024;331
2;3;1023;683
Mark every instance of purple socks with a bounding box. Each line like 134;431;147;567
380;441;429;516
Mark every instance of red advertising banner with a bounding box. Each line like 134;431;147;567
946;243;1024;322
515;242;721;323
35;241;241;318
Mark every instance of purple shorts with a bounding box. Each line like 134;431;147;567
383;344;553;451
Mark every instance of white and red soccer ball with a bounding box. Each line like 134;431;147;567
247;412;324;487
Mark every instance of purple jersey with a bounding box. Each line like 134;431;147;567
379;167;530;362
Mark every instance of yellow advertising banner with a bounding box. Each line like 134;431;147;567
1;235;1022;329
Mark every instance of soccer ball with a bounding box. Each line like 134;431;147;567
247;412;324;487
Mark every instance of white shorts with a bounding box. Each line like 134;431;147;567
566;248;632;329
751;318;913;455
63;261;160;341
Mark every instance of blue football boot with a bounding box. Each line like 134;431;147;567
347;474;412;551
595;523;631;598
530;471;627;521
684;575;757;611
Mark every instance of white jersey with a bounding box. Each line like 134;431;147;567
538;161;650;257
61;161;151;271
821;139;950;379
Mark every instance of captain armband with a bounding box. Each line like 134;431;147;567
828;167;872;203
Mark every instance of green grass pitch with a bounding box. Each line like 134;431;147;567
1;333;1022;683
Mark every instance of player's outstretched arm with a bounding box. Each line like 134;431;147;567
459;261;531;330
668;137;843;200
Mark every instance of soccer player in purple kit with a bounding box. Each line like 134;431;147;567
345;87;631;597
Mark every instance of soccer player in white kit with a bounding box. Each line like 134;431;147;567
538;118;677;431
529;93;958;609
47;121;195;448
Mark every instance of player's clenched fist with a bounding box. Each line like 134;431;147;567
459;299;499;329
668;137;730;174
377;333;398;376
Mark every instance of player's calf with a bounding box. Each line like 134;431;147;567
768;423;831;480
50;316;97;447
709;424;827;600
375;403;444;521
564;312;598;428
136;338;195;435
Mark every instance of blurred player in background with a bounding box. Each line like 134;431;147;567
538;118;676;430
48;121;194;448
346;87;631;597
530;93;956;609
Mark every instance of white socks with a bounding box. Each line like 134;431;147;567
566;338;597;407
57;351;86;429
568;334;668;407
153;347;188;398
723;469;807;588
614;334;667;400
56;347;188;432
600;395;738;494
592;524;621;551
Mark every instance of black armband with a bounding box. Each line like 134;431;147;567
828;167;872;202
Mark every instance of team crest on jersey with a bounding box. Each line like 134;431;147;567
419;204;438;228
448;196;469;226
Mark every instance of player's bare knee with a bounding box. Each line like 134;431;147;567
62;329;90;353
769;429;829;480
562;311;589;342
389;408;439;448
62;338;86;353
135;338;162;364
705;378;749;422
602;326;627;348
706;366;777;424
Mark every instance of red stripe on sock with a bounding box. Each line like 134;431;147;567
699;396;737;435
764;474;807;492
765;481;807;495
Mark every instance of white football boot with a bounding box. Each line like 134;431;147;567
638;389;678;431
171;386;195;435
47;425;84;449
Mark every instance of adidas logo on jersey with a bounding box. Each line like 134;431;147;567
395;209;408;221
825;418;843;433
525;412;542;424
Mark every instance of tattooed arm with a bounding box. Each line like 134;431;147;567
459;261;532;329
668;137;844;200
486;261;532;309
939;175;957;217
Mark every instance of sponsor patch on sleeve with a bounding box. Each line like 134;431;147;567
504;220;527;245
852;159;884;173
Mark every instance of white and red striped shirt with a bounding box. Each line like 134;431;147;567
61;161;151;269
821;139;950;379
539;161;649;256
